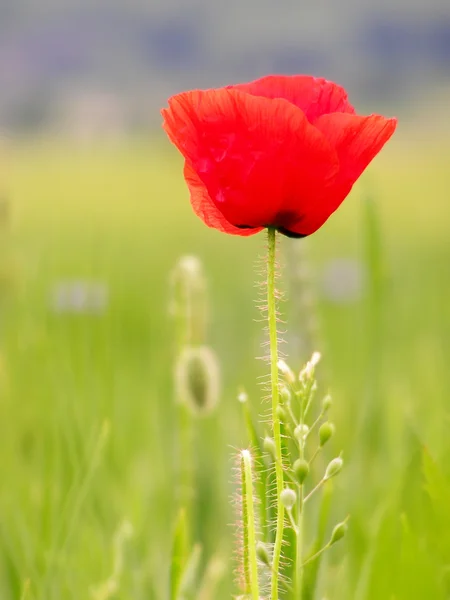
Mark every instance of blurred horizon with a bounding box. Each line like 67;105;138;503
1;1;450;138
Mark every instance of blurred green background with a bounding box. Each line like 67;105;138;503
0;130;449;599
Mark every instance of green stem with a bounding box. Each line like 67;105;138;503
267;227;284;600
296;380;306;597
242;450;260;600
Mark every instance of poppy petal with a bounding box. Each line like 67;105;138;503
230;75;355;122
283;112;397;236
183;161;262;236
314;112;398;186
162;88;338;232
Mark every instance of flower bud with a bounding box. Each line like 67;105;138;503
322;394;332;412
299;351;321;381
294;424;309;442
256;542;271;567
319;422;335;447
169;255;208;342
276;405;287;422
324;457;343;480
175;345;220;416
280;386;291;403
280;488;297;510
330;519;348;545
263;436;276;459
277;360;295;384
293;458;309;484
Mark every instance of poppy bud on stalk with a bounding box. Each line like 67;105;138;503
169;255;209;346
175;345;221;416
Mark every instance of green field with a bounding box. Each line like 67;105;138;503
1;133;449;599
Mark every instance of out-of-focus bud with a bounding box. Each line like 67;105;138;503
237;389;248;404
319;422;335;447
263;436;277;459
277;360;295;384
293;458;309;484
322;394;332;413
324;457;343;480
256;542;271;567
276;405;287;422
169;255;208;345
280;488;297;510
175;345;220;416
294;424;309;442
299;351;321;381
330;519;348;545
280;386;291;404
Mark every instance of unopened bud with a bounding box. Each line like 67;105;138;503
299;351;321;381
276;405;287;422
330;519;348;545
280;488;297;510
256;542;271;567
324;457;343;480
293;458;309;484
319;422;335;446
322;394;332;412
280;386;291;403
175;346;220;416
277;360;295;384
294;424;309;442
264;436;276;459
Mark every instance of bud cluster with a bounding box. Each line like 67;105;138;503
264;352;348;577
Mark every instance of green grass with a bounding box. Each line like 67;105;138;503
0;133;449;599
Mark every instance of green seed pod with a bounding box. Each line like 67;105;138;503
263;436;277;459
293;458;309;484
276;405;287;422
322;394;332;412
319;421;335;447
324;457;343;480
294;424;309;442
330;520;348;545
175;345;220;416
256;542;271;567
280;488;297;510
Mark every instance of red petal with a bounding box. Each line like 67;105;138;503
314;113;397;187
230;75;355;122
162;87;338;233
286;112;397;236
184;161;262;236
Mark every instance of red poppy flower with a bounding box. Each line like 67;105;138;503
161;75;397;238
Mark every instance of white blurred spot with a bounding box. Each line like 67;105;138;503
321;259;365;303
51;281;109;314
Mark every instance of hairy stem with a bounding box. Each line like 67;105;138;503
267;227;284;600
241;450;260;600
296;386;306;597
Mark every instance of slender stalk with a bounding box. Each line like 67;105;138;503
295;405;305;597
267;227;284;600
241;450;260;600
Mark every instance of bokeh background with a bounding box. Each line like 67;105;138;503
0;1;450;599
